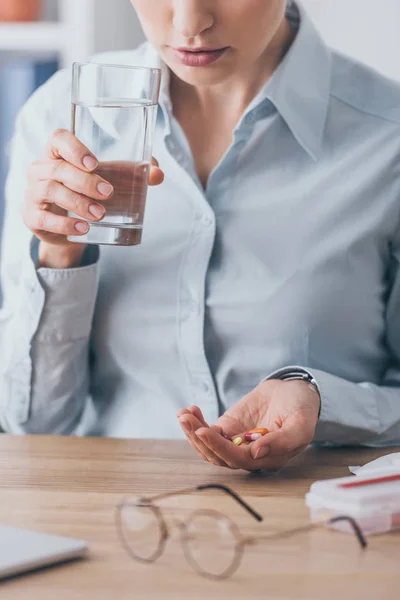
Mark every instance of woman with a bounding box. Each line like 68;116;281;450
1;1;400;471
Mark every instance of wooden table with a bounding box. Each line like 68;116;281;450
0;435;398;599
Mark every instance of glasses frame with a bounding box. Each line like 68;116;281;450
116;484;367;581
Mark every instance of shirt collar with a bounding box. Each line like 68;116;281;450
152;0;332;160
263;1;332;160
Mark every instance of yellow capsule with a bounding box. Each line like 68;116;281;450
232;436;243;446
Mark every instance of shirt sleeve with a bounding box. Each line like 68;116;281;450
264;221;400;447
0;72;99;435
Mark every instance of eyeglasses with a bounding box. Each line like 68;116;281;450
116;484;367;581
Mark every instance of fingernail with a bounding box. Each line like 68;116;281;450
83;155;98;170
254;446;270;460
97;182;113;196
89;204;105;219
75;222;89;233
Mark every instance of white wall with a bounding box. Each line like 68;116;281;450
93;0;145;55
42;0;58;21
301;0;400;81
43;0;145;58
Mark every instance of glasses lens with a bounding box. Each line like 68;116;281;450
117;500;165;562
182;509;243;580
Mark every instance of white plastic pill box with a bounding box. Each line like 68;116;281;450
306;471;400;535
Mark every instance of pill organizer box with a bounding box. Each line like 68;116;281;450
306;471;400;535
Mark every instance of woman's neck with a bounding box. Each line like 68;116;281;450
170;17;295;122
168;17;296;188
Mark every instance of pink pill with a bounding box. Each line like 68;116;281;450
244;432;262;442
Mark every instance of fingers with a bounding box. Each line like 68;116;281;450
177;412;229;468
44;129;99;172
195;427;253;470
148;157;164;186
179;405;223;435
179;414;228;468
27;160;114;202
187;405;209;427
44;129;163;192
249;421;310;461
149;163;164;186
30;180;106;222
23;206;90;238
195;427;300;472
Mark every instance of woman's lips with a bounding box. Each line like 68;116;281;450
171;47;228;67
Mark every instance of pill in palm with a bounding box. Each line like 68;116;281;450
232;436;243;446
248;428;269;436
245;432;262;442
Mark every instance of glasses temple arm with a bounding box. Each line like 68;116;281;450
244;516;368;548
149;487;198;502
196;484;263;522
329;515;367;549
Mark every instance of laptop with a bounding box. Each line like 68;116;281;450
0;526;87;580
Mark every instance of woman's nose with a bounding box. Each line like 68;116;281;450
172;0;214;38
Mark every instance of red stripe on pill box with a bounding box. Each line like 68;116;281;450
339;473;400;489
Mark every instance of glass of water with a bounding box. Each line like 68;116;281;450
68;62;161;246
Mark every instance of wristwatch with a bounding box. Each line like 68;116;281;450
276;367;321;417
278;368;319;394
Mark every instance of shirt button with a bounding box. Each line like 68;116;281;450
235;140;246;152
200;381;210;393
202;215;213;227
246;112;256;124
15;400;27;418
259;105;272;119
189;298;198;313
26;280;35;293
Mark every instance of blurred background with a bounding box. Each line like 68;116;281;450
0;0;400;270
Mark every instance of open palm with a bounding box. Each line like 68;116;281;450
178;379;320;471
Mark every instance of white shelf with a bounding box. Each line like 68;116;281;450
0;0;97;67
0;0;145;68
0;22;66;53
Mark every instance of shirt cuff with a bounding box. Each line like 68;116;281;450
262;365;320;394
28;236;100;342
306;368;380;443
36;262;99;342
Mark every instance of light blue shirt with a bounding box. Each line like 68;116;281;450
1;2;400;443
